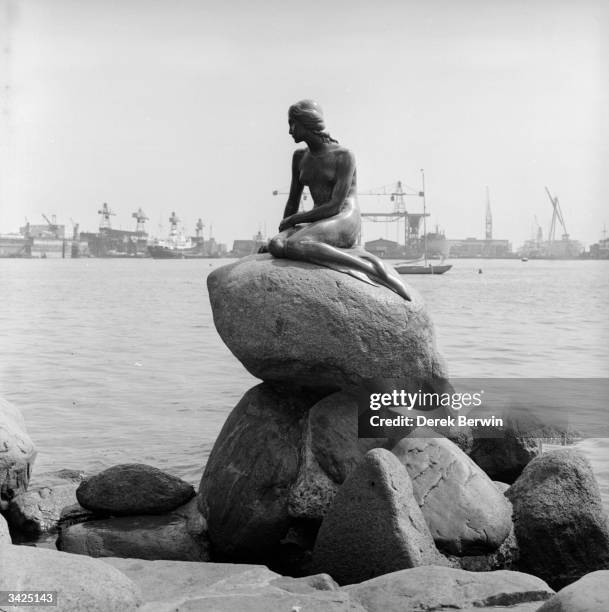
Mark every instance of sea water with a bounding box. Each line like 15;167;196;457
1;258;608;505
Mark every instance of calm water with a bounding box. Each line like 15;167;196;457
1;258;608;504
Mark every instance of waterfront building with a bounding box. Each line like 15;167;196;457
447;238;513;258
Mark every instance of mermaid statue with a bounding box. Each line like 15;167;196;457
262;99;412;301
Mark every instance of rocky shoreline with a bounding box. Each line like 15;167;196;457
2;255;609;611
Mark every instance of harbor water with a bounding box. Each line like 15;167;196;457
1;258;608;507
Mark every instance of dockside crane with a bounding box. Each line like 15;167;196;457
359;179;427;248
42;214;60;239
69;218;81;258
98;203;116;231
545;187;569;256
132;208;148;234
168;212;181;238
195;218;205;243
69;218;80;240
485;187;493;240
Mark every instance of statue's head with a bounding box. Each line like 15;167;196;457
288;99;336;144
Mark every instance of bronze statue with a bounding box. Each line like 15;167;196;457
263;99;411;301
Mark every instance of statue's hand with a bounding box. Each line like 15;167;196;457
278;216;295;232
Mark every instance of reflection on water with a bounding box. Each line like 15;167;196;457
0;258;608;505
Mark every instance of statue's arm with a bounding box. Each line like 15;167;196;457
284;150;355;227
282;150;306;220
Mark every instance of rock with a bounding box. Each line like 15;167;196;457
77;463;195;515
390;429;513;555
270;573;339;593
199;383;312;563
0;397;37;509
344;565;554;612
494;481;511;493
104;557;364;611
199;384;384;569
469;414;542;484
1;513;11;544
311;448;444;585
506;449;609;589
6;481;81;537
453;525;519;572
0;545;141;611
58;502;97;529
288;390;384;520
537;570;609;611
57;498;209;561
446;423;474;454
207;255;448;389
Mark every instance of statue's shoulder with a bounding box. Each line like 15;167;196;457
332;145;356;165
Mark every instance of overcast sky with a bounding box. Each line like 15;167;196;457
1;0;607;248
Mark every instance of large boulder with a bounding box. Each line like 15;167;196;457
0;545;141;611
57;498;209;561
344;566;554;611
391;430;513;555
199;383;312;563
76;463;195;516
104;557;363;611
0;397;37;509
207;255;448;389
199;383;384;569
506;450;609;589
469;415;542;484
288;390;383;521
312;448;445;585
537;570;609;611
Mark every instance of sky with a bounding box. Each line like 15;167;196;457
1;0;608;249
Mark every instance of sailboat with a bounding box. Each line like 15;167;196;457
394;170;452;275
394;259;452;275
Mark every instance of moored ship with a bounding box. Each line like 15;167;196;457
148;214;223;258
394;261;452;275
147;242;206;259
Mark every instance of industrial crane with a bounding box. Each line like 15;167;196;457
485;187;492;240
545;187;569;256
195;218;205;240
69;218;80;240
132;208;148;234
359;176;427;249
42;214;60;238
98;203;116;231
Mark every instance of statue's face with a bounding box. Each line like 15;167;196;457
289;118;306;143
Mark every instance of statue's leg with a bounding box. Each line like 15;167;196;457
266;228;299;257
268;202;411;300
271;229;411;301
299;241;411;302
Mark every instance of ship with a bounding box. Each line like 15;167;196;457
389;173;451;275
360;177;451;271
394;260;452;275
148;214;224;259
80;204;149;257
148;241;206;259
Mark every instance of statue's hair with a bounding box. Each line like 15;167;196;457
288;99;338;144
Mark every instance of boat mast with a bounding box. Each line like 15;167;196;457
421;169;427;265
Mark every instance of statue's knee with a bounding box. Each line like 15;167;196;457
268;236;286;257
